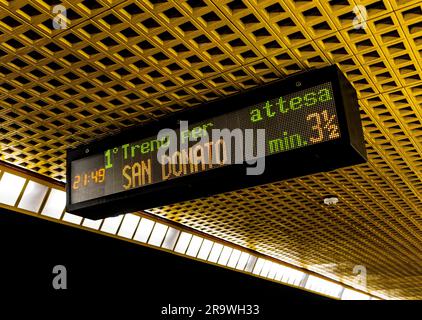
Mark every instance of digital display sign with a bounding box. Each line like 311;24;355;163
67;66;366;219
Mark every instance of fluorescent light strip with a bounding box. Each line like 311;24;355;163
148;223;168;247
244;255;257;273
133;218;155;243
101;215;124;234
82;218;103;230
161;227;180;250
117;214;140;239
174;232;192;254
236;252;250;271
277;265;306;286
197;239;214;260
0;167;387;300
253;258;266;275
41;189;66;219
0;172;26;206
260;260;273;278
186;235;203;257
286;272;305;287
267;263;279;280
17;181;48;213
208;243;224;263
274;264;285;282
217;246;233;266
341;288;371;300
62;212;83;225
305;275;343;298
227;249;241;268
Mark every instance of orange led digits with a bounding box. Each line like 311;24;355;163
71;168;105;190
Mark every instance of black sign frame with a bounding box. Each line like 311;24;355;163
66;66;366;219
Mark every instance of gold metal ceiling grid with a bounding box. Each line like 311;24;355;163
0;0;421;299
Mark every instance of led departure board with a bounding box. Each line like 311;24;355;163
67;66;366;219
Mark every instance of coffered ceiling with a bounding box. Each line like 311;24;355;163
0;0;421;299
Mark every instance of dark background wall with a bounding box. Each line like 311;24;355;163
0;208;331;316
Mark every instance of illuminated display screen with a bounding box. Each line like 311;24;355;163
67;66;366;219
70;83;339;204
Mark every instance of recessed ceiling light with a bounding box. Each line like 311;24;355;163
324;196;339;205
